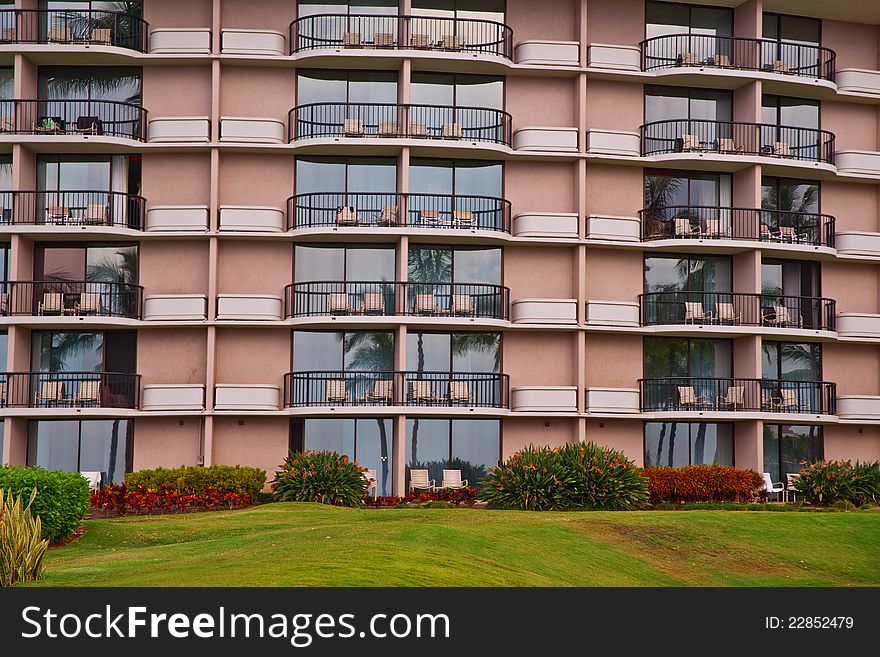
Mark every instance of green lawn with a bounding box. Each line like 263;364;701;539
30;503;880;587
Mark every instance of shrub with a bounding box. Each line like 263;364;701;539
90;484;251;517
367;488;480;508
0;488;49;587
641;465;765;504
480;443;648;511
792;460;880;506
273;451;367;507
0;467;89;543
126;465;266;500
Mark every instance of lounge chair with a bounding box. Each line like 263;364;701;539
74;292;101;316
367;380;393;404
786;472;801;501
772;141;792;157
91;28;112;45
408;468;435;493
714;302;740;325
83;204;107;224
448;294;475;316
342;32;362;48
373;33;394;48
74;116;101;134
718;138;740;154
34;117;65;134
760;223;782;241
774;389;800;412
46;206;70;223
39;292;65;315
674;216;697;237
343;118;364;136
409;122;429;137
413;293;438;314
376;206;399;226
410;380;438;404
703;218;728;237
448;380;470;404
439;34;461;50
328;293;352;315
80;471;102;491
677;385;708;410
681;133;700;151
441;469;468;490
716;386;744;410
762;472;785;502
363;469;377;498
74;379;101;406
410;33;430;49
714;54;731;68
34;381;64;406
441;122;463;139
0;380;6;406
326;379;348;404
678;52;699;66
48;25;70;42
683;301;711;324
764;304;795;327
377;120;398;136
772;60;790;74
419;209;440;226
336;206;358;226
361;292;385;315
778;226;803;243
452;210;473;228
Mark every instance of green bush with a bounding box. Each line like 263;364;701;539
273;451;367;507
126;465;266;500
0;488;49;587
480;443;648;511
793;460;880;506
0;467;89;543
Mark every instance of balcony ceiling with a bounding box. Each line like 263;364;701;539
650;0;880;24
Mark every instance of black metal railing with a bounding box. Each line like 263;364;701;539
290;102;512;146
640;119;835;164
290;13;513;59
0;8;149;52
640;34;835;81
0;281;143;320
286;192;511;233
639;292;836;331
0;190;146;229
0;371;141;409
284;281;509;320
284;370;509;408
0;99;147;141
639;377;836;414
639;205;835;247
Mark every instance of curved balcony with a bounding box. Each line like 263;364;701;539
284;281;509;320
640;119;835;164
287;192;511;233
284;370;508;409
639;377;836;415
0;281;143;320
289;102;512;146
0;190;146;230
639;292;836;331
0;8;149;52
289;13;513;59
640;34;835;81
0;371;141;409
639;206;835;247
0;99;147;141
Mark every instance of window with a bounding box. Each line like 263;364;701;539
762;341;821;382
0;242;8;284
39;66;142;104
407;332;500;373
295;157;397;195
762;13;823;77
297;0;398;17
405;418;500;490
409;159;504;230
36;243;138;283
761;177;818;215
42;1;143;18
295;245;395;283
411;73;503;110
292;330;394;372
760;259;824;330
408;246;501;285
644;337;732;379
0;330;7;366
643;254;731;324
644;1;733;70
0;67;12;100
644;422;734;467
761;95;821;160
31;330;137;373
290;418;394;496
410;0;505;23
27;419;133;483
643;87;733;155
297;70;398;106
763;424;823;482
644;170;732;215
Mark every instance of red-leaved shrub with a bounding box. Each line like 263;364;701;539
90;484;250;517
641;465;765;504
366;487;480;507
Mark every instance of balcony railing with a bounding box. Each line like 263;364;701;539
0;8;149;52
639;205;835;247
0;371;141;409
640;119;835;164
639;292;836;331
640;34;835;81
0;190;146;229
284;281;510;320
289;13;513;59
0;281;143;320
284;370;509;408
290;102;512;146
287;192;511;233
0;99;148;141
639;377;836;414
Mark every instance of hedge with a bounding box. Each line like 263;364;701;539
0;466;90;543
792;460;880;506
641;465;765;504
126;465;266;500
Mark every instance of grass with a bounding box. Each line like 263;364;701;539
29;503;880;587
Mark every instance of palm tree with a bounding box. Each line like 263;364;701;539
86;246;138;317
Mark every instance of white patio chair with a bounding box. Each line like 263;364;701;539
408;468;435;492
763;472;785;502
441;469;468;490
